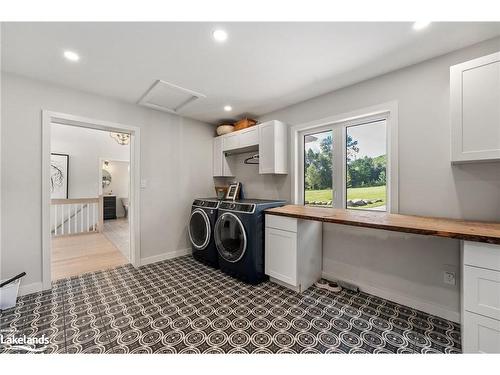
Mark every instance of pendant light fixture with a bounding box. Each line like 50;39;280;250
109;132;130;145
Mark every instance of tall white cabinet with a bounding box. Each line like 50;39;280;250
450;51;500;163
462;241;500;353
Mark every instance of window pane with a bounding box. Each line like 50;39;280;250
346;120;387;211
304;130;333;207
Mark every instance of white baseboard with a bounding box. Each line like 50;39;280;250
18;281;43;297
140;248;191;266
321;270;460;323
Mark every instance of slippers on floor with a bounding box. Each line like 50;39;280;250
315;279;342;293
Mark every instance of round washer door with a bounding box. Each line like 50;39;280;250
189;208;211;250
215;212;247;263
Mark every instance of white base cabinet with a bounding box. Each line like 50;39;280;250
462;241;500;353
265;215;322;292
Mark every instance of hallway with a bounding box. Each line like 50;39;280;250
51;232;128;280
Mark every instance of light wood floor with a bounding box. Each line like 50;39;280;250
103;218;129;256
51;232;128;281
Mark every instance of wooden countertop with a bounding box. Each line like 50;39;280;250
265;205;500;245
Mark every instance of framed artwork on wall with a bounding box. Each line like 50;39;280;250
50;153;69;199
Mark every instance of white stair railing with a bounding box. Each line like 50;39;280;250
51;197;103;237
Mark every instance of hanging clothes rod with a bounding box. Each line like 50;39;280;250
244;154;259;165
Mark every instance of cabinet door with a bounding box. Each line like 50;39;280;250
239;127;259;148
259;121;275;174
265;227;297;286
451;51;500;163
464;311;500;353
259;121;288;174
212;137;223;177
223;133;239;151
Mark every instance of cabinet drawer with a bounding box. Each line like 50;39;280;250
238;127;259;148
265;215;297;232
463;311;500;353
265;227;297;286
223;133;239;151
463;241;500;271
464;265;500;320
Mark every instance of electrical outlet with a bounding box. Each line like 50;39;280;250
443;271;456;286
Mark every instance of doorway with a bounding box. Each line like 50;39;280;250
42;111;141;289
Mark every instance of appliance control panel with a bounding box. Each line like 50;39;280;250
193;200;219;209
219;202;255;213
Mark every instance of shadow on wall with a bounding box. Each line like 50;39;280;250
452;162;500;221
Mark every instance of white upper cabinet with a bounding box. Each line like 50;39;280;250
222;126;259;152
222;132;240;151
212;120;288;176
259;120;288;174
213;136;233;177
451;51;500;163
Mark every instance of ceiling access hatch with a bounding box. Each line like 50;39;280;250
138;80;206;114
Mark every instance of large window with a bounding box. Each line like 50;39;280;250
301;115;391;212
345;120;386;211
304;130;333;207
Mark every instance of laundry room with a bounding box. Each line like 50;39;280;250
2;5;500;370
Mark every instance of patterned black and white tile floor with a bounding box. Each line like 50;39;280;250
0;255;461;354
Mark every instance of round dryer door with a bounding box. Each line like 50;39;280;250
215;212;247;263
189;209;211;250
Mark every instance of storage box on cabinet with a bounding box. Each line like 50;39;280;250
265;215;322;292
450;51;500;163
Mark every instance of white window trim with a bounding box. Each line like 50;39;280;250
290;101;399;213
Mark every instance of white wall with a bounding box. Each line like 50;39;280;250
103;160;130;217
242;37;500;322
0;73;214;293
51;123;130;199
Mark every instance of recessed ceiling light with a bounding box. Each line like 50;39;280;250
224;105;232;112
413;21;431;31
63;50;80;62
213;29;228;42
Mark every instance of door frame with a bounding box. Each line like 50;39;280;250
42;110;141;290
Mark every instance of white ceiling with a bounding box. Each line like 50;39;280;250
2;22;500;124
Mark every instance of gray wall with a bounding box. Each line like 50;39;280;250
235;37;500;321
0;73;214;293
